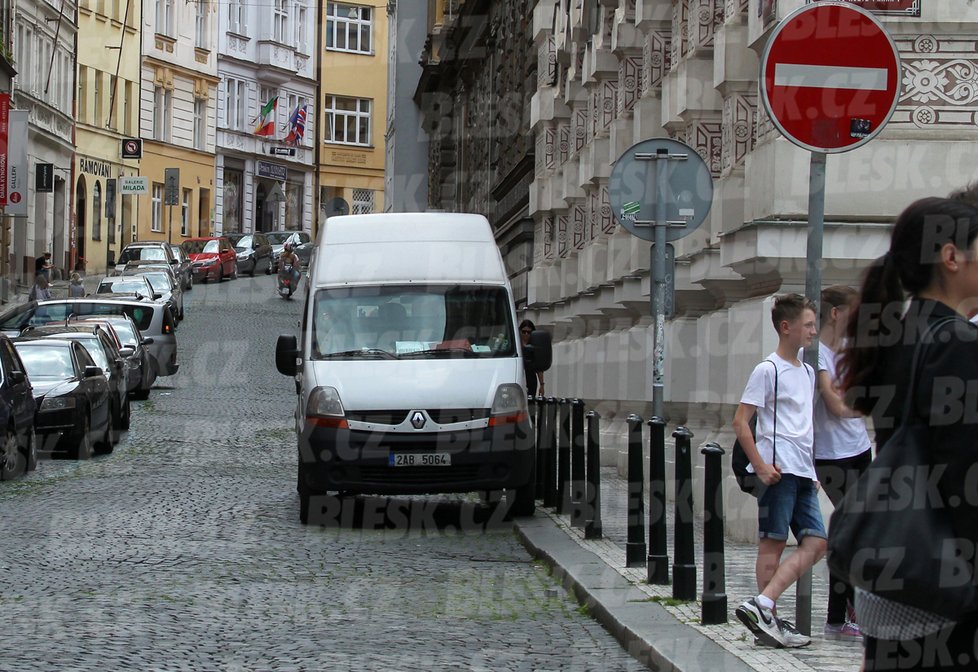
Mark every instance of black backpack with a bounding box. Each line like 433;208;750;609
732;360;778;497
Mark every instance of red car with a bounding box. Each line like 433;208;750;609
181;237;237;283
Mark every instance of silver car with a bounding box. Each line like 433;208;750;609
124;269;184;321
169;244;194;291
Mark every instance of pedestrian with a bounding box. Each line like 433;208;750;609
34;252;51;280
812;285;871;641
27;274;52;302
839;197;978;671
68;272;85;298
519;319;545;397
733;293;824;649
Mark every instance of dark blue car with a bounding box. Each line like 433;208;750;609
0;335;37;480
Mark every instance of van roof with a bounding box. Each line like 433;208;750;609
313;213;507;286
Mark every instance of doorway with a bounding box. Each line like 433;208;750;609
75;177;87;271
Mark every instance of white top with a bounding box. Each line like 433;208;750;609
740;352;817;480
813;341;872;461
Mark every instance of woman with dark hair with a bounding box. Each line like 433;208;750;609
839;197;978;671
519;319;544;398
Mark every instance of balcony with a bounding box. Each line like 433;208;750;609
256;41;297;84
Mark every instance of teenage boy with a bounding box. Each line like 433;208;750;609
733;294;827;648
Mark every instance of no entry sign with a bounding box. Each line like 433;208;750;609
760;1;901;153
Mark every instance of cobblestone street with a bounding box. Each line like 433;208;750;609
0;276;646;672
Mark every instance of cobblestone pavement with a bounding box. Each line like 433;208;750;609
540;465;864;671
0;275;647;672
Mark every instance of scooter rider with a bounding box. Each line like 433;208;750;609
279;242;301;290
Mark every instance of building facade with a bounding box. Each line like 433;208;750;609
11;0;76;284
137;0;219;256
75;0;141;273
215;0;316;238
318;0;388;225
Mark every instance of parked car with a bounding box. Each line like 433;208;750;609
227;233;273;276
182;237;237;283
96;275;156;301
268;231;314;272
71;315;153;399
124;268;184;320
0;335;37;480
0;298;179;378
169;244;193;291
24;325;131;440
116;241;178;270
13;338;112;459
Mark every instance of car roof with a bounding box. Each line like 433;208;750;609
125;241;170;248
24;324;103;336
13;336;76;347
184;236;225;242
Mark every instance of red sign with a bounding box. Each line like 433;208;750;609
0;93;8;206
760;2;901;154
812;0;920;16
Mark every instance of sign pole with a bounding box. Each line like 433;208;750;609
651;150;669;419
167;204;172;245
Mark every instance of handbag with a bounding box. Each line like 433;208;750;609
826;316;978;619
732;360;777;497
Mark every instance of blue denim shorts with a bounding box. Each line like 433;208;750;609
757;474;827;542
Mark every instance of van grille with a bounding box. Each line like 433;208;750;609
347;409;489;426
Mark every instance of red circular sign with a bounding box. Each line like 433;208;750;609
10;192;20;204
760;1;901;153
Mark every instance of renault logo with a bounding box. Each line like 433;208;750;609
410;411;426;429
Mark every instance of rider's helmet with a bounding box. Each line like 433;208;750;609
283;242;293;252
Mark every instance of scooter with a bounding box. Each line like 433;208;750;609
278;264;297;299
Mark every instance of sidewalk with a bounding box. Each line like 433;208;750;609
514;466;864;672
3;273;106;306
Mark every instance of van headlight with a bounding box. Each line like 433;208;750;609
306;386;348;428
488;384;529;427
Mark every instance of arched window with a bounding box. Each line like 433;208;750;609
92;180;102;241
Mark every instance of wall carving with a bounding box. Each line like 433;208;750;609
721;91;756;176
539;35;557;88
544;125;556;172
687;119;723;177
558;212;569;257
543;213;554;260
642;30;671;95
600;184;614;235
617;56;641;117
558;120;570;165
573;203;586;250
892;35;978;130
690;0;723;52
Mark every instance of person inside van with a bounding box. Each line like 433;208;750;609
520;319;544;397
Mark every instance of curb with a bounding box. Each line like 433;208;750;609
514;514;754;672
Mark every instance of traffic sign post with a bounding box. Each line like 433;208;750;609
609;138;714;419
759;0;901;636
164;168;180;245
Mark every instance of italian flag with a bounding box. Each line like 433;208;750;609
254;96;278;136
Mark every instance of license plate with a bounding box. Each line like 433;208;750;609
389;452;451;467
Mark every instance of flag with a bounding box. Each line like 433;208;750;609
253;96;278;136
284;104;308;146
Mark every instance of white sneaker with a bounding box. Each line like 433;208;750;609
778;619;812;648
736;598;786;648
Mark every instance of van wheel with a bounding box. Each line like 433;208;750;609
505;482;536;520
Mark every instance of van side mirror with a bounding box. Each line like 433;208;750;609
523;330;553;373
275;334;299;377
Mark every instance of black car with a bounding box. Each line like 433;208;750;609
13;338;112;459
73;315;156;400
24;325;131;441
169;244;194;291
227;233;273;277
0;335;37;480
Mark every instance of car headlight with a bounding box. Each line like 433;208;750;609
306;386;348;428
41;397;76;411
489;384;529;426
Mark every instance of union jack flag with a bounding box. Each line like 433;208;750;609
284;104;308;146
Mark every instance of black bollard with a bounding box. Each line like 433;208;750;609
544;397;559;508
570;399;586;528
626;414;646;567
647;416;670;585
701;442;727;624
557;399;571;515
584;410;603;539
672;426;696;601
535;395;547;501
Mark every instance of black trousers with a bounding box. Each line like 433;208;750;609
815;448;872;625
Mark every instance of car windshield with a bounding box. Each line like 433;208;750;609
119;246;166;264
234;235;253;252
98;280;150;295
140;273;171;293
183;240;220;254
266;232;291;245
15;344;75;379
310;285;516;360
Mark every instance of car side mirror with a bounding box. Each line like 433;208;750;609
84;365;103;378
9;371;25;385
119;347;135;358
169;259;177;264
275;334;299;377
153;293;162;300
142;337;154;345
523;330;553;373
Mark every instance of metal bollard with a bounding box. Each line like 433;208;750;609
584;410;602;539
626;414;646;567
570;399;586;528
557;399;571;515
535;395;547;501
672;426;696;601
647;416;670;585
701;442;727;624
544;397;559;508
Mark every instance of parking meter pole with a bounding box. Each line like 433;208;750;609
626;414;646;567
557;399;571;515
571;399;586;528
647;416;669;584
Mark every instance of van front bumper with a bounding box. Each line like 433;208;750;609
298;421;534;495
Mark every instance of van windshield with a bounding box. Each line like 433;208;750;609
310;285;516;360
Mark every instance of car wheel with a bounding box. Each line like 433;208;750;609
24;429;37;472
187;274;193;291
265;260;272;275
218;265;225;282
230;263;238;280
121;397;131;430
0;428;24;480
71;415;93;460
132;386;151;401
96;412;114;455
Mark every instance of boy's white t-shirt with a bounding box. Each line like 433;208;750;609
813;340;872;461
740;352;817;480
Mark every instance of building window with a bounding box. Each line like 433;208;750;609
196;1;208;49
326;3;372;53
107;179;116;245
294;3;308;53
193;98;206;150
225;77;246;131
352;188;374;215
228;0;245;34
285;182;303;230
77;66;88;123
181;189;191;236
223;168;243;234
156;0;174;37
92;181;103;241
154;86;172;142
324;96;371;146
152;183;163;232
107;75;118;130
273;0;290;44
124;81;134;135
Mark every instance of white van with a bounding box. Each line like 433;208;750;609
276;213;551;524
